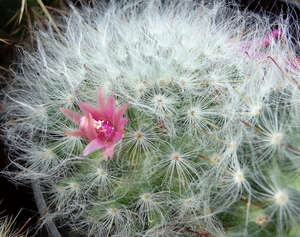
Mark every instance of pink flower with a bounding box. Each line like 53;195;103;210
60;87;129;160
262;29;282;47
234;29;283;59
287;57;300;70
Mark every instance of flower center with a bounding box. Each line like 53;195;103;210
93;119;115;141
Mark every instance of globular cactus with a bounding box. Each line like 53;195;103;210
2;0;300;236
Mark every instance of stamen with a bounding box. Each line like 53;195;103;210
93;119;115;140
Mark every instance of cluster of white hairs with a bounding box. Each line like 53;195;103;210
2;0;300;236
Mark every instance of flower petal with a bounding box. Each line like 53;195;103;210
113;103;130;124
104;142;115;159
117;118;129;130
106;94;116;118
97;87;106;111
262;29;282;46
77;102;99;118
97;87;116;120
112;132;123;141
79;113;97;141
60;108;82;125
82;139;106;156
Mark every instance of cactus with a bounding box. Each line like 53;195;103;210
1;0;300;236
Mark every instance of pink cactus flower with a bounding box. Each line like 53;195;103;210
60;87;130;160
262;29;283;46
288;57;300;70
235;29;283;59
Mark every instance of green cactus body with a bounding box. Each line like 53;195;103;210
2;0;300;236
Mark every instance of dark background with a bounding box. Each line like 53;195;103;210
0;0;299;235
